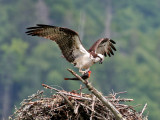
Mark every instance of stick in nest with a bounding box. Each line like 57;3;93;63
140;103;147;117
67;68;126;120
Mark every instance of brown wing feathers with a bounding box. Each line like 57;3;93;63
89;38;116;57
26;24;116;63
104;39;116;57
26;24;77;39
108;39;116;57
26;24;80;63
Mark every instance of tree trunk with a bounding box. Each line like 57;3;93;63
78;11;86;41
2;83;12;120
35;0;51;24
104;0;112;38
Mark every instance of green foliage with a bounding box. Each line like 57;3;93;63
0;0;160;119
0;38;28;84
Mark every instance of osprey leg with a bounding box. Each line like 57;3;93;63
79;68;90;75
79;69;85;75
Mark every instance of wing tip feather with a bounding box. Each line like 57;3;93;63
110;39;116;44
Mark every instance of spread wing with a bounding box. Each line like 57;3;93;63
88;38;116;57
26;24;88;63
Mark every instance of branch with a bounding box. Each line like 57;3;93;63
42;84;60;92
109;98;134;102
67;69;126;120
140;103;147;117
58;92;74;109
78;101;107;120
90;95;96;120
42;84;74;109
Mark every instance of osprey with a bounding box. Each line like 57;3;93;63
26;24;116;74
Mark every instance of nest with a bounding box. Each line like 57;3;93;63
10;84;148;120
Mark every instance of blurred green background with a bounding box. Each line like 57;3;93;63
0;0;160;119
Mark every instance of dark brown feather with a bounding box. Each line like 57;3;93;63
88;38;106;53
108;47;114;55
110;39;116;44
88;38;116;57
107;51;111;57
26;24;84;63
104;52;107;57
110;44;117;51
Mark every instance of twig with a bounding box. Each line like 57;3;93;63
131;104;142;108
23;90;44;103
52;105;66;111
60;92;92;100
74;103;80;114
74;85;86;92
140;103;147;117
67;69;126;120
42;84;60;92
109;98;134;102
58;92;74;109
43;84;75;109
79;85;83;97
78;102;107;120
90;95;96;120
